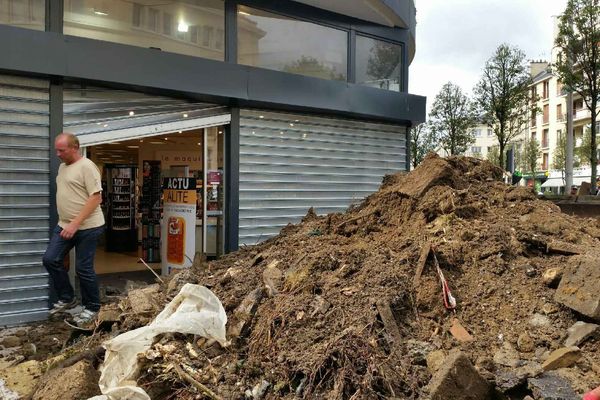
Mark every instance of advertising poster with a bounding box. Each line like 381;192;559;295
161;177;196;275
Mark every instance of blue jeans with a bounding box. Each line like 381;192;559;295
43;225;104;312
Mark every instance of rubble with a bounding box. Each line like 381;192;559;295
565;322;599;347
555;255;600;320
3;154;600;399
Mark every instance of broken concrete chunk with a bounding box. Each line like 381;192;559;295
565;321;599;347
426;350;446;373
542;268;562;287
495;363;542;393
426;350;492;400
529;313;551;328
449;318;474;342
227;288;265;340
493;342;521;368
528;371;579;400
555;255;600;320
262;260;283;297
127;284;160;314
517;332;536;353
546;241;581;256
405;340;433;365
541;346;581;371
32;360;101;400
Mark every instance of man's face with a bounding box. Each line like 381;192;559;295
55;137;79;164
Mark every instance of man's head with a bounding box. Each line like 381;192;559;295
55;133;81;164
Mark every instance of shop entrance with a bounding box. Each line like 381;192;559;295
83;126;225;276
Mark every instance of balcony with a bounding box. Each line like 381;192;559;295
573;108;592;122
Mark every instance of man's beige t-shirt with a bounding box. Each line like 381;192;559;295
57;157;105;230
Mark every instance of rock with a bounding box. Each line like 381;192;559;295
542;347;581;371
517;332;536;353
405;340;433;365
426;350;446;373
0;336;21;348
495;362;542;393
565;321;599;347
528;371;578;400
32;360;101;400
426;350;492;400
262;260;283;297
449;318;474;342
542;303;559;315
525;266;537;277
310;295;331;317
127;284;160;314
542;268;562;287
21;343;36;357
227;288;264;340
97;305;121;323
250;380;270;399
529;314;551;328
494;342;521;368
555;255;600;320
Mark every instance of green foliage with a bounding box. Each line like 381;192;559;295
521;136;541;175
554;0;600;190
474;44;534;169
283;56;345;81
429;82;477;156
486;145;501;167
367;41;402;88
410;123;438;168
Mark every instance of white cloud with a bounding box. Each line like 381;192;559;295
410;0;567;113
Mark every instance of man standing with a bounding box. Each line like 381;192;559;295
43;133;105;327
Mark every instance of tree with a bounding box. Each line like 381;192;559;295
283;56;345;81
474;44;534;170
486;145;501;167
522;136;541;180
554;0;600;192
409;123;437;169
367;41;402;89
429;82;477;156
575;126;593;166
552;131;568;181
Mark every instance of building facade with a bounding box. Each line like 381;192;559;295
0;0;425;325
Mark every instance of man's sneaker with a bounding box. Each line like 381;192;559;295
72;308;98;329
49;299;77;315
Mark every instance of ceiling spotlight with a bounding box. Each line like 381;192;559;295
164;137;168;140
183;113;188;118
93;9;108;16
259;115;264;119
197;142;202;145
129;111;135;116
289;123;294;127
178;130;182;133
127;145;139;149
177;21;189;33
103;124;108;128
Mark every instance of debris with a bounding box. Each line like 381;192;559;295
542;267;562;287
127;284;161;314
542;346;582;371
376;301;402;350
517;332;536;353
227;288;264;340
495;362;542;393
0;337;21;348
529;313;551;328
546;241;581;255
555;255;600;320
449;318;474;342
173;362;222;400
426;350;492;400
565;321;599;347
528;371;579;400
262;260;283;297
426;350;446;372
32;360;100;400
413;241;431;287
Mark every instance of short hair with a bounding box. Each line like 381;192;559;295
57;132;80;149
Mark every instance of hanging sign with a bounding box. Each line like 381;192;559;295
161;177;197;275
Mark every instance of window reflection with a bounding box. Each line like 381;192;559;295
237;6;347;81
0;0;45;30
356;35;402;92
64;0;225;61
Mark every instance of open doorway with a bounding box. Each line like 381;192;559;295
84;126;225;277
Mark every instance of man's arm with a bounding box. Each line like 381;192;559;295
60;192;102;239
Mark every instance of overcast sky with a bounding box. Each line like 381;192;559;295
409;0;567;113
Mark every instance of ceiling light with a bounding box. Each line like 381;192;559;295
259;115;264;119
183;113;188;118
129;111;135;116
218;131;223;134
238;11;250;16
177;21;189;32
103;124;108;128
197;142;201;145
127;145;139;149
295;120;299;122
93;9;108;16
178;130;182;133
164;137;168;140
150;141;165;145
289;123;294;127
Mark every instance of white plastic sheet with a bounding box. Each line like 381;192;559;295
89;283;227;400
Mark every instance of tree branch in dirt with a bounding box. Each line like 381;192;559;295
173;362;223;400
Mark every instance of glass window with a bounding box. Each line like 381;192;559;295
356;35;402;91
0;0;45;30
64;0;225;61
237;6;347;81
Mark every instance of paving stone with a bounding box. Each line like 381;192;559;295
564;321;599;347
542;347;581;371
426;349;492;400
528;371;579;400
555;255;600;320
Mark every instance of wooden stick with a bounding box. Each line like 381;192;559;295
139;258;165;284
173;362;223;400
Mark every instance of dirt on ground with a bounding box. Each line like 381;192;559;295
2;154;599;400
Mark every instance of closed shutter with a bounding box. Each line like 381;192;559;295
239;109;407;246
0;75;50;325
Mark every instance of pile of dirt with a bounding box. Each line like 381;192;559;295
6;154;600;399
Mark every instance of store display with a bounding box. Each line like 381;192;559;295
106;164;137;252
141;160;162;262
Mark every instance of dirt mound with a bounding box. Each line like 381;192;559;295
17;155;600;399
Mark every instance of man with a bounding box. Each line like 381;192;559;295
43;133;105;327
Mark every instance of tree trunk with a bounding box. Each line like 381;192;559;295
591;103;598;193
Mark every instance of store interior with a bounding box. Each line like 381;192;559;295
84;125;225;276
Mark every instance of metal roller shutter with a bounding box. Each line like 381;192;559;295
0;74;50;326
239;109;407;246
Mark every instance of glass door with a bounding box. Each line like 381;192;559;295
203;126;225;257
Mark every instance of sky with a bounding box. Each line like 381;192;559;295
409;0;568;113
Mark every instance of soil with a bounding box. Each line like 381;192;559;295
4;154;600;399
